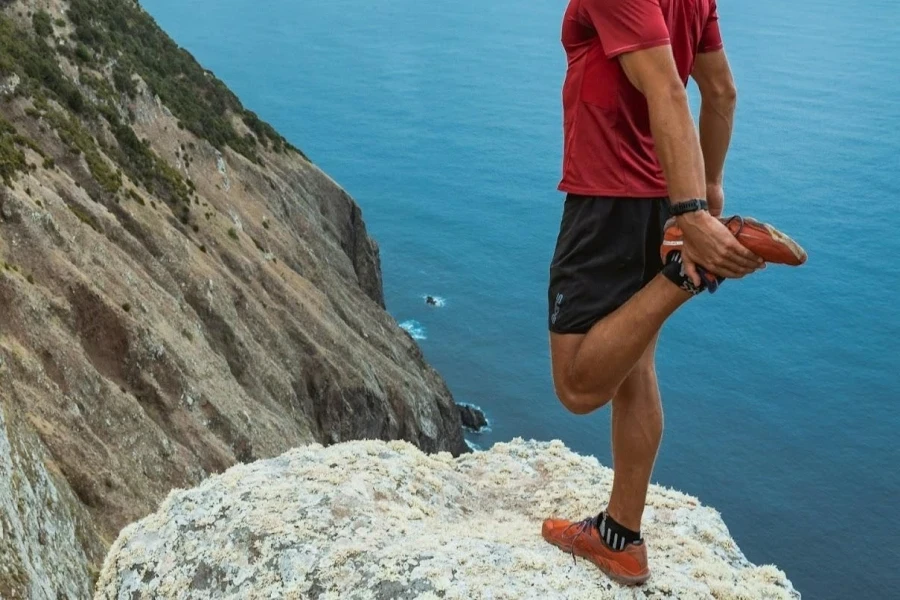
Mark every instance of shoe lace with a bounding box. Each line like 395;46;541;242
560;516;599;565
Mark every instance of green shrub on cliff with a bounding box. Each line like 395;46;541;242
112;64;137;99
0;118;47;184
0;119;28;184
32;11;54;38
67;203;100;232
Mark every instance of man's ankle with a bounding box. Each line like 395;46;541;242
596;510;642;551
661;252;705;296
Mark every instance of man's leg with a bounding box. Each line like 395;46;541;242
542;332;664;585
551;274;690;415
606;334;663;532
543;197;680;585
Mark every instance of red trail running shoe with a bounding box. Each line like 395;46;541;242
661;215;808;267
542;516;650;586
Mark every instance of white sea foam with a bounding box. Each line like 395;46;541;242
399;320;427;340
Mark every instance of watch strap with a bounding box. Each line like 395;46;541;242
670;199;709;216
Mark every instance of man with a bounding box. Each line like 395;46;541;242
541;0;806;587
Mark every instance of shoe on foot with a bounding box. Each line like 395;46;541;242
542;516;650;586
661;215;808;267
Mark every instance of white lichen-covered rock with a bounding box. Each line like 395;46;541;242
95;439;798;600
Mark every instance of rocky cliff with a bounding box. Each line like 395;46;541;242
95;439;799;599
0;0;466;596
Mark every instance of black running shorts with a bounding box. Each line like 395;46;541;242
548;194;670;335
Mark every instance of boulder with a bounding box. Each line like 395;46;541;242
95;439;798;600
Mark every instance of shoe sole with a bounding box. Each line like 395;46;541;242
735;218;807;266
761;222;807;265
543;536;650;586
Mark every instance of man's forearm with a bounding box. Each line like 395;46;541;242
646;87;706;204
698;93;736;186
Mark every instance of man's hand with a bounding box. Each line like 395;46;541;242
676;211;762;284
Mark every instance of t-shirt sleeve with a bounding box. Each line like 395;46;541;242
699;1;724;53
580;0;671;59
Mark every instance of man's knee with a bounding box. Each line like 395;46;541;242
554;378;615;415
549;334;619;415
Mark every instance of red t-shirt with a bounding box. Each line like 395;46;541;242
559;0;724;197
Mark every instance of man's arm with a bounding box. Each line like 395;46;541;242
692;50;737;216
618;47;759;280
618;47;705;203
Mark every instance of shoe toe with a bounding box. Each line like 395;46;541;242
541;518;572;539
729;216;807;266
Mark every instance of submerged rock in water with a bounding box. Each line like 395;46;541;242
457;403;488;431
96;439;799;600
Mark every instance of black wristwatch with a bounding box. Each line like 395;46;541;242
670;199;709;216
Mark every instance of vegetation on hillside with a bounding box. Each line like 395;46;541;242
32;10;53;38
0;118;31;184
0;0;304;201
0;14;90;117
65;0;299;162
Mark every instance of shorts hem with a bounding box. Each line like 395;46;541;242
557;185;668;199
549;323;593;336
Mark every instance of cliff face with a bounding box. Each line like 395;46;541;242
0;0;465;596
0;400;105;599
95;439;800;600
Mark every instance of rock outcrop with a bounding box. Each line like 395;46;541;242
457;403;488;432
0;0;465;595
96;439;799;600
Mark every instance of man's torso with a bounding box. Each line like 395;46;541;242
559;0;721;198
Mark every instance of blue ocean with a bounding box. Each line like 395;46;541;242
142;1;899;597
